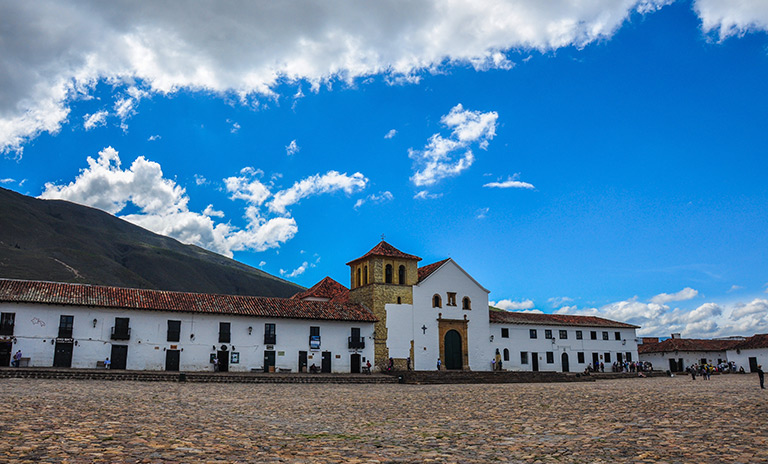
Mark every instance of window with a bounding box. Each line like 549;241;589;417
626;352;632;362
576;330;583;340
601;331;609;340
398;265;406;284
546;352;554;363
545;329;553;339
397;297;402;304
503;348;509;361
462;296;471;310
615;331;621;341
0;312;15;336
577;352;585;363
219;322;231;343
432;294;442;308
363;266;368;285
310;326;320;337
310;326;321;349
559;330;568;340
356;268;361;287
58;315;74;339
447;292;457;306
590;331;597;340
385;264;393;283
264;323;276;345
604;352;611;363
520;352;529;364
529;329;537;339
167;320;181;342
111;317;131;340
501;328;509;338
349;327;364;349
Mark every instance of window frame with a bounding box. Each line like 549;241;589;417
58;315;74;339
446;292;457;306
559;330;568;340
544;329;553;339
575;330;583;340
590;331;597;340
501;328;509;338
462;296;471;310
602;331;609;341
520;351;529;364
167;320;181;342
529;329;537;339
432;294;442;308
546;352;554;364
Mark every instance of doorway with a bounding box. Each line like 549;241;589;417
444;329;463;370
53;341;73;368
749;357;758;373
264;350;276;372
298;351;308;373
110;345;128;370
217;349;229;372
0;341;13;366
532;352;539;372
669;358;678;372
321;351;332;373
561;352;569;372
165;350;180;371
350;353;361;374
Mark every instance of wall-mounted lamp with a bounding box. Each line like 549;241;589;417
93;318;98;328
74;340;78;346
51;339;54;345
622;339;626;345
551;338;556;344
248;326;253;335
489;335;494;342
232;346;235;351
212;345;216;351
190;334;195;340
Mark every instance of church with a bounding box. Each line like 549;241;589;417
0;241;639;373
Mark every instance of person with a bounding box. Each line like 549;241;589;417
104;357;111;369
12;350;22;368
436;358;441;370
690;365;696;380
364;360;371;374
406;357;411;371
213;356;219;372
600;362;604;373
310;363;318;373
387;357;394;372
758;364;765;389
491;358;496;370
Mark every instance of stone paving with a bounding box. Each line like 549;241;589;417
0;374;765;463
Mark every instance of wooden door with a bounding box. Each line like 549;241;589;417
110;345;128;370
53;341;73;368
749;357;758;373
217;350;229;372
165;350;180;371
444;330;463;370
0;342;12;366
321;351;331;373
298;351;308;373
561;352;569;373
264;350;276;372
350;353;361;374
532;352;539;372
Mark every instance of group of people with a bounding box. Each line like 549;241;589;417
611;361;653;373
687;362;744;380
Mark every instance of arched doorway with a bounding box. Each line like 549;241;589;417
561;352;570;373
444;330;463;370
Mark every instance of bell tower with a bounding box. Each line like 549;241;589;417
347;241;420;369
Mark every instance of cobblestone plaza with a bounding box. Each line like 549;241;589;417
1;375;765;463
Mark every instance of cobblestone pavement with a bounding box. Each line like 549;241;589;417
0;374;766;463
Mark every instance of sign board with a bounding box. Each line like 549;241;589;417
230;352;240;364
310;335;321;350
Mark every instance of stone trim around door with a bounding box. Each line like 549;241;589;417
438;315;469;370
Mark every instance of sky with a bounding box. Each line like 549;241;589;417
1;0;768;339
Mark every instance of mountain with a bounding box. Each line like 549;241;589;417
0;187;304;298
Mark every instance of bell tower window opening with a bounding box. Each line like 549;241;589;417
432;294;442;308
447;292;457;306
462;297;471;310
385;264;393;283
356;268;361;288
398;265;406;284
363;266;368;285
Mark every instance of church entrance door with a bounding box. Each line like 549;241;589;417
561;352;569;372
444;330;463;370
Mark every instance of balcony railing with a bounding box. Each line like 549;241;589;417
111;327;131;340
348;336;365;349
58;328;73;339
264;334;276;345
219;333;231;343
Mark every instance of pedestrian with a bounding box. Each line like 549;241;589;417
104;357;111;369
600;362;604;373
213;355;219;372
388;357;394;372
12;350;22;368
758;364;765;390
690;365;696;381
436;358;441;370
406;357;411;371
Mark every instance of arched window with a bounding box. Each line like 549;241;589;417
363;266;368;285
356;268;361;288
398;265;406;284
397;296;402;304
432;294;442;308
503;348;509;362
385;264;393;283
462;297;471;310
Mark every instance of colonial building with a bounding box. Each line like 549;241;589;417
637;336;741;372
726;334;768;373
0;240;641;373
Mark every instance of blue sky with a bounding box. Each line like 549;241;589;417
1;1;768;338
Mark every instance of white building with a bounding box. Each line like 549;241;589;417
0;279;375;373
637;336;740;372
726;334;768;373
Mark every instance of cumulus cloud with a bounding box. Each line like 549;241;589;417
649;287;699;304
285;140;300;156
0;178;15;184
491;299;535;311
483;174;535;189
354;191;394;209
280;261;310;278
409;104;498;186
83;111;108;131
39;147;367;257
548;296;574;307
413;190;442;200
694;0;768;40
1;1;682;155
384;129;397;139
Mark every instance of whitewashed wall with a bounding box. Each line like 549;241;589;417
638;350;729;372
491;324;639;372
724;348;768;372
0;301;374;373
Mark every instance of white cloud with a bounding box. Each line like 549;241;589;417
491;299;535;311
280;261;309;278
268;171;368;215
694;0;768;40
148;134;161;141
354;190;394;209
83;111;108;131
194;174;208;186
413;190;442;200
39;147;367;258
0;178;15;184
727;285;744;293
476;207;489;219
1;1;680;154
650;287;699;304
259;261;266;267
230;121;241;134
286;140;300;156
483;174;535;189
384;129;397;139
548;296;574;307
410;104;498;186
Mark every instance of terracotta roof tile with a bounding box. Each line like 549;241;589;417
0;279;376;322
346;241;421;265
417;259;449;283
489;308;638;329
291;276;349;302
637;338;741;354
732;334;768;350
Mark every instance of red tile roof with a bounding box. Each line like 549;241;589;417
0;279;376;322
291;276;349;303
733;334;768;350
346;241;421;265
418;259;449;283
489;308;638;328
637;338;741;354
